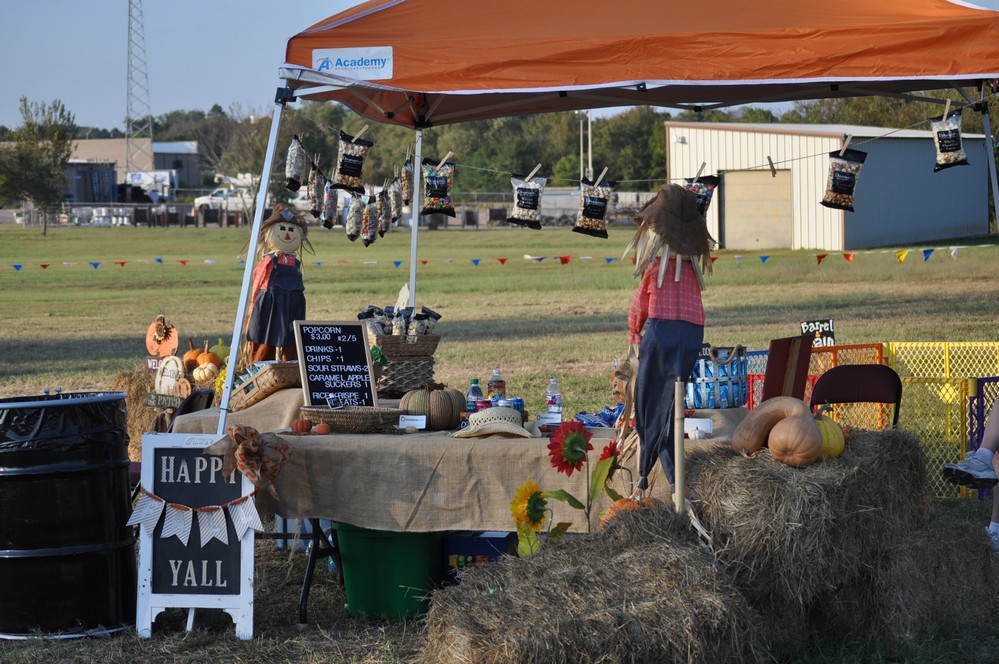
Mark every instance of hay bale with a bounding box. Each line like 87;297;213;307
813;517;999;651
685;428;927;641
109;367;158;461
421;505;764;664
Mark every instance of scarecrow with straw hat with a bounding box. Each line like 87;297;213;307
625;183;715;493
245;205;314;362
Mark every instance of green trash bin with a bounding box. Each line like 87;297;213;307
334;522;443;619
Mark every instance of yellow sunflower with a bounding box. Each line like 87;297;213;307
510;479;547;532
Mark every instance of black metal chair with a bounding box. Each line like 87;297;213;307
165;388;216;433
809;364;902;429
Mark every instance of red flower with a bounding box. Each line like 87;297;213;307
599;440;619;462
547;421;593;477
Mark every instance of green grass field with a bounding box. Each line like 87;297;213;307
1;223;996;414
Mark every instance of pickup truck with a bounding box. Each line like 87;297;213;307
193;188;255;213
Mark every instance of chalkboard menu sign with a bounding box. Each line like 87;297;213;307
293;320;378;408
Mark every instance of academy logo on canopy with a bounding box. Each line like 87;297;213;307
313;47;393;80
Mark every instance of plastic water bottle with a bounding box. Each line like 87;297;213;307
466;378;484;412
545;377;563;414
487;369;506;400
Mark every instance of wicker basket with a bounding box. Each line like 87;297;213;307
300;406;405;434
376;357;435;398
230;362;301;412
370;334;440;358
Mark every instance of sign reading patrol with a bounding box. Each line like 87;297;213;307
313;46;393;80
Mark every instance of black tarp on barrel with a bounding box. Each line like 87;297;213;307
0;392;136;635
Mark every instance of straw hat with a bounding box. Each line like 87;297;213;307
451;407;541;439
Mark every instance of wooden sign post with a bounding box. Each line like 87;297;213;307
293;320;379;407
134;433;257;639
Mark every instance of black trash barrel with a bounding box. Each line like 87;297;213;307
0;392;136;635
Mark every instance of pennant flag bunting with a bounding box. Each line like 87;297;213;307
337;259;350;263
197;508;228;547
237;259;246;264
922;249;934;262
363;260;377;266
558;255;572;265
39;264;50;269
760;255;770;264
497;257;508;265
816;253;827;265
89;262;100;269
63;262;77;267
950;247;959;260
11;264;23;271
843;253;856;263
710;256;718;264
895;250;909;264
420;259;429;265
734;255;744;265
393;260;403;268
178;260;189;266
471;258;481;266
161;506;193;546
153;257;164;264
604;257;617;264
205;259;217;264
114;261;127;268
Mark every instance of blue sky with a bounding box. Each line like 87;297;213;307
3;1;997;130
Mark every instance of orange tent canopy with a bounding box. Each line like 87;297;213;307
282;0;999;127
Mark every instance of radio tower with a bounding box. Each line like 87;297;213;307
125;0;154;182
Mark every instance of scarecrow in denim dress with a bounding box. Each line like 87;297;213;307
246;205;314;362
625;184;715;492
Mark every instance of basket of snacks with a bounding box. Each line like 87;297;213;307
230;362;301;412
300;405;405;434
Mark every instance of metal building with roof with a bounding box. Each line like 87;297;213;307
665;121;990;251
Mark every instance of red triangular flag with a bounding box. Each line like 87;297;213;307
559;255;572;265
178;260;189;266
115;261;127;267
710;256;718;264
39;264;50;269
420;259;429;265
843;253;856;264
497;257;508;265
816;253;827;265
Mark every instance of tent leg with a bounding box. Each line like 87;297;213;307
215;91;289;438
979;94;999;234
672;377;685;514
408;130;423;307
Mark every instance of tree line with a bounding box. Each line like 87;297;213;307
2;91;996;220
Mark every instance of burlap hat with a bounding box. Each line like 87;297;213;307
451;407;541;439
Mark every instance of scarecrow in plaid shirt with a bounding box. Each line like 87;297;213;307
626;183;715;492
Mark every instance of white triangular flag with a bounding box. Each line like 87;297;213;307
126;492;165;534
229;498;264;541
950;246;959;260
197;509;228;547
161;506;194;546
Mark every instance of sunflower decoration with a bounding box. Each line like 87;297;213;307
510;479;548;532
547;421;593;477
599;440;619;462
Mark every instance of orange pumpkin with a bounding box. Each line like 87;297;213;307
196;340;223;369
731;396;811;455
768;413;823;467
314;421;331;435
291;418;313;434
599;496;659;529
182;338;203;372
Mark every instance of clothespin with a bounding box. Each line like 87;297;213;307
693;162;706;182
351;125;369;143
767;156;777;178
435;151;454;171
525;163;543;181
592;166;609;188
839;134;852;156
943;98;952;119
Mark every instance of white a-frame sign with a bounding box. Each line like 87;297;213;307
132;433;259;639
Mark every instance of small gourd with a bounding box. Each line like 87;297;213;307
314;421;331;435
192;362;219;383
731;396;811;454
814;404;846;459
291;418;313;434
768;413;823;467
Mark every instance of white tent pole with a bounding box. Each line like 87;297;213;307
408;129;423;307
215;92;289;438
979;94;999;232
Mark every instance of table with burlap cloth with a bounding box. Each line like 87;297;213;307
253;407;745;533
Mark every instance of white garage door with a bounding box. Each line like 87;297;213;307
720;170;792;250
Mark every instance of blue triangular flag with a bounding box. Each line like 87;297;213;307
12;264;23;271
536;256;547;262
760;255;770;264
471;259;481;266
605;257;616;264
922;249;934;262
153;257;164;264
89;262;100;269
393;260;403;268
237;259;246;264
